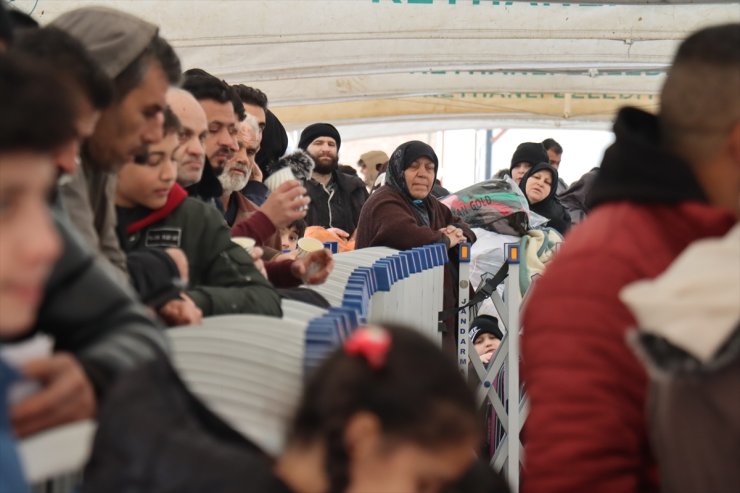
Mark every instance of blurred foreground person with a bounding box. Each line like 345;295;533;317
522;24;740;493
84;326;509;493
622;224;740;493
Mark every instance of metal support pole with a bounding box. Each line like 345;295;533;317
505;242;522;493
457;243;471;377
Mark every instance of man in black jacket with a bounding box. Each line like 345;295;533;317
299;122;369;237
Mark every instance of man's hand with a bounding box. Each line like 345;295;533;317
10;353;96;438
260;180;309;229
327;227;350;240
273;251;299;262
250;161;263;183
159;293;203;326
480;351;494;365
291;249;334;285
250;246;269;279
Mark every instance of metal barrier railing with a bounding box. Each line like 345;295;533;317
20;243;449;492
303;243;448;373
458;242;527;493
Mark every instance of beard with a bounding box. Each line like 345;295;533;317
218;163;251;193
311;153;339;175
209;146;234;176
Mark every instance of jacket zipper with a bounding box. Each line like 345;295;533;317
323;184;335;228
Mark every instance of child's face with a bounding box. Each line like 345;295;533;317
511;162;532;185
280;226;300;251
116;132;180;210
0;153;62;336
474;333;501;357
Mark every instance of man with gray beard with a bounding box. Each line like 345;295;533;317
219;116;263;227
220;117;309;253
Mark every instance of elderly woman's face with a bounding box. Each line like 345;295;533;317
404;157;436;200
525;170;553;204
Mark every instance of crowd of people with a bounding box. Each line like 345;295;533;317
0;2;738;492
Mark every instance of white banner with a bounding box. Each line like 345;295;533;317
13;0;738;123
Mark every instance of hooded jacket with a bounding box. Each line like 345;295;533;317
255;110;288;179
519;163;571;235
558;167;599;224
521;107;736;493
305;170;368;236
355;141;476;351
621;225;740;493
59;159;130;285
116;184;282;317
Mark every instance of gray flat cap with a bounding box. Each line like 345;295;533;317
52;6;158;79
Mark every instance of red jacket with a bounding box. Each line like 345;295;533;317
521;108;736;493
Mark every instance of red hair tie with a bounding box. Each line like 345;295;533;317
344;327;392;370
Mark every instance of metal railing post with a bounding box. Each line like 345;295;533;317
457;243;472;377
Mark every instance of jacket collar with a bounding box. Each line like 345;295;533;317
127;184;188;234
589;107;707;209
185;160;223;201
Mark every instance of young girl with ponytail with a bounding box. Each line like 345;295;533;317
270;325;507;493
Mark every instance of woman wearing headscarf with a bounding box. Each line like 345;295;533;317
356;141;475;350
519;162;572;235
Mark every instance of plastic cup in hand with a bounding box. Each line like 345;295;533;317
232;237;256;253
0;334;54;404
264;166;296;193
296;237;324;258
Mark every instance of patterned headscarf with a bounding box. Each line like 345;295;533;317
385;141;440;226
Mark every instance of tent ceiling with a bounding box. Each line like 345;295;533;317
15;0;740;129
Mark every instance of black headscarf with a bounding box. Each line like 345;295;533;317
255;109;288;179
519;162;571;235
386;140;439;226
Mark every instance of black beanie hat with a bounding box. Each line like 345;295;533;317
510;142;548;172
298;122;341;151
469;315;504;343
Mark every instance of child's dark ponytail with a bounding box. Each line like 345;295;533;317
324;425;350;493
286;325;479;492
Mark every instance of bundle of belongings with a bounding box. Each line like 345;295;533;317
442;176;563;315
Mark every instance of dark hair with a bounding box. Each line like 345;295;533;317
163;106;181;136
0;2;11;46
183;67;212;78
661;24;740;163
232;84;268;110
0;54;77;153
230;88;246;122
288;325;478;493
288;218;307;238
541;138;563;155
13;27;113;110
114;35;181;100
182;72;245;121
7;6;38;31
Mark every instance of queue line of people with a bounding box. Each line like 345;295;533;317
1;3;738;493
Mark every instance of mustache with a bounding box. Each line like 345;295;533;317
230;163;250;173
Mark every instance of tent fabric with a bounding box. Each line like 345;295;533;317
19;0;740;126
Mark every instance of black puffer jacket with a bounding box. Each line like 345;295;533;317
19;208;167;397
519;163;572;235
